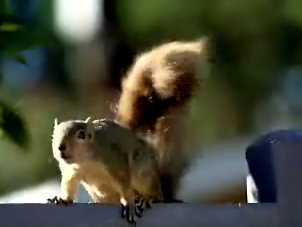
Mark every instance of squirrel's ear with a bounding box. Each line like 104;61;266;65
54;118;58;128
86;120;94;141
85;117;91;123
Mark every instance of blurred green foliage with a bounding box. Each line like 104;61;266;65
0;0;66;196
0;1;56;62
0;101;29;149
0;1;28;149
117;0;302;131
0;0;56;149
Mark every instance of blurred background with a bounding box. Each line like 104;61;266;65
1;0;302;204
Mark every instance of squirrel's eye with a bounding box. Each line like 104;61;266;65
77;130;86;139
58;144;66;151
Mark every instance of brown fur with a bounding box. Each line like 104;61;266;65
117;39;209;201
50;118;162;222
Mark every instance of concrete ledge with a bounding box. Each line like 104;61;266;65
0;203;276;227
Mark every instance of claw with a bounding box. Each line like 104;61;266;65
120;204;127;218
135;196;144;207
135;205;144;217
134;195;146;217
121;204;137;225
47;197;56;204
47;196;72;206
145;199;152;208
137;197;153;210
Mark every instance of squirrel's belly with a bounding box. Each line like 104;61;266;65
78;161;124;203
81;180;120;203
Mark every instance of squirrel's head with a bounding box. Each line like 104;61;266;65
52;117;94;164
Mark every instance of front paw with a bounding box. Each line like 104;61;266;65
47;196;73;206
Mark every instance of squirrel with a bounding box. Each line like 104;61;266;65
116;39;209;201
48;117;163;224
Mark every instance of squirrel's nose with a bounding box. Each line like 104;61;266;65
58;144;66;151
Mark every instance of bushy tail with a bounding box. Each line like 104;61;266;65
116;38;209;201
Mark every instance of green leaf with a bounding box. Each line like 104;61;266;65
11;53;26;64
0;0;10;15
3;51;26;64
0;23;24;32
0;101;30;150
0;29;58;52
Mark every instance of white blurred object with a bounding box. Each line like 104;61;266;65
177;137;250;202
54;0;103;44
0;179;60;203
0;178;90;203
246;174;258;203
